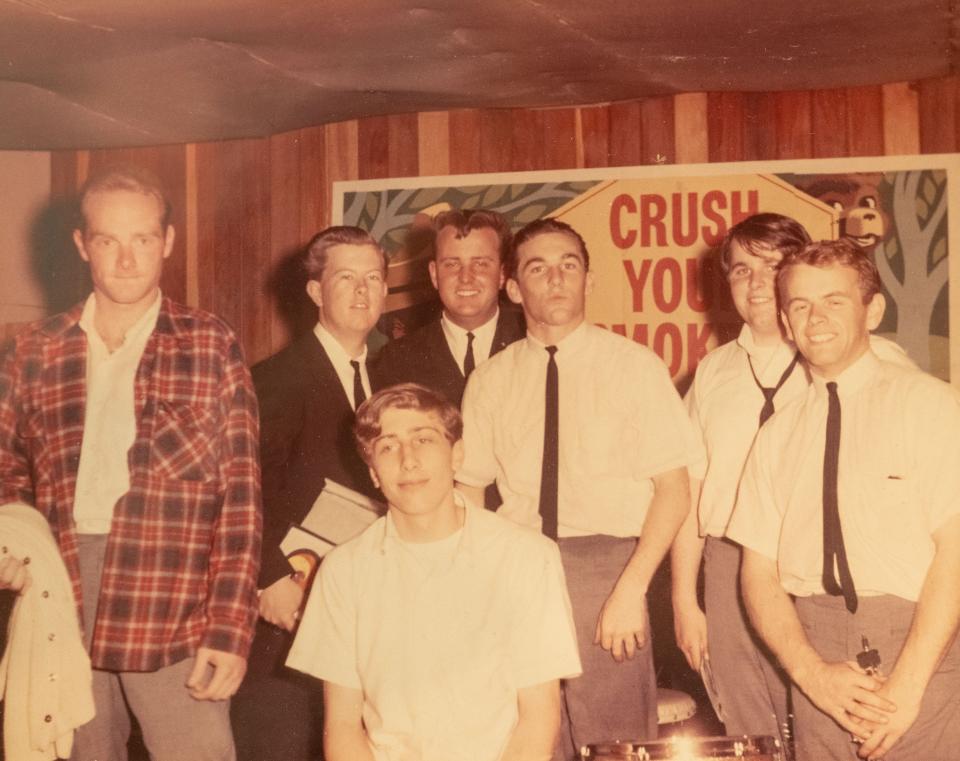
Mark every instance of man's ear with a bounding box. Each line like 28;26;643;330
162;225;175;260
428;260;439;291
780;309;795;343
496;263;506;290
368;465;380;489
585;271;595;296
306;279;323;308
451;438;465;472
505;278;523;306
865;292;886;331
73;229;89;262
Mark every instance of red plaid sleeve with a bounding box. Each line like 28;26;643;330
0;337;39;507
201;332;262;659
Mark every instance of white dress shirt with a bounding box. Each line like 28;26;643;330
689;326;916;538
440;309;499;375
73;293;161;533
458;321;699;538
728;350;960;601
313;323;371;410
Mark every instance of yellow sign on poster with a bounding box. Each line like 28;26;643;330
552;174;836;381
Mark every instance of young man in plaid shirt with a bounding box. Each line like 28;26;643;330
0;166;261;760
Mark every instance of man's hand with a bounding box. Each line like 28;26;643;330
0;555;30;593
796;660;895;739
258;575;305;631
855;676;922;759
673;599;708;671
186;647;247;701
594;579;647;662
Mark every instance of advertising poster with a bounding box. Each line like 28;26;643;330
335;155;958;385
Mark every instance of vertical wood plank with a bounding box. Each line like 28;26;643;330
579;105;610;168
417;111;450;176
707;92;744;162
509;109;545;172
673;93;709;165
882;82;920;155
775;91;813;159
325;119;360;185
845;85;884;156
194;142;218;317
639;95;675;165
607;101;642;167
811;89;848;158
184;143;198;308
917;78;958;154
479;109;513;172
742;92;778;161
358;115;390;180
543;108;578;169
267;130;303;355
387;113;419;178
299;126;328;236
448;109;482;175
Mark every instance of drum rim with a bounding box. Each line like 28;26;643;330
580;734;782;756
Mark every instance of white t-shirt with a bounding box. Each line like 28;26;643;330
287;497;582;761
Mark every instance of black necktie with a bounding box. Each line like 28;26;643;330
822;381;858;613
463;332;476;378
539;346;559;540
350;360;366;410
748;351;801;428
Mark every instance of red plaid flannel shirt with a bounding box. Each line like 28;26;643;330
0;297;262;672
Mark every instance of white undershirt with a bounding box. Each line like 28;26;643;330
73;293;162;533
313;323;371;410
439;309;499;375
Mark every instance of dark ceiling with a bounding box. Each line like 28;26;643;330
1;0;956;151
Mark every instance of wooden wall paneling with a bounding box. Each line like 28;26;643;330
298;125;328;238
242;138;273;364
917;78;958;154
267;130;303;356
882;82;920;156
607;101;642;167
324;120;360;187
358;115;390;180
50;151;79;198
639;95;675;165
741;92;778;161
478;109;514;172
387;113;419;178
775;91;813;160
844;85;884;156
42;152;88;311
542;108;578;169
811;88;848;158
194;141;218;318
673;93;709;165
707;92;744;163
509;108;546;172
417;111;450;177
448;109;482;175
578;105;610;168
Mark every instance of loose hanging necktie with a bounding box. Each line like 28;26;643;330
350;360;366;410
463;331;476;378
539;345;559;540
747;351;800;427
821;381;858;613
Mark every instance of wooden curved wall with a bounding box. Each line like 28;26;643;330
45;77;960;365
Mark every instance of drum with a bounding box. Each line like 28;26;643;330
580;735;782;760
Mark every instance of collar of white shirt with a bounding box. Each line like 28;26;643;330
440;309;499;374
523;318;589;359
809;348;881;400
378;490;479;561
313;322;369;408
78;290;162;357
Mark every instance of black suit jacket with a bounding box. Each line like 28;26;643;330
252;330;379;588
373;307;525;407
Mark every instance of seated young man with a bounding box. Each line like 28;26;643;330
286;383;582;761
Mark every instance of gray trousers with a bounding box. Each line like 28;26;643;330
554;536;657;761
70;534;236;761
703;537;788;742
793;594;960;761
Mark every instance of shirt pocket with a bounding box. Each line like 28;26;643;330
16;409;51;475
149;400;220;482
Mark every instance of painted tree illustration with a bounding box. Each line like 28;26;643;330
875;170;948;373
